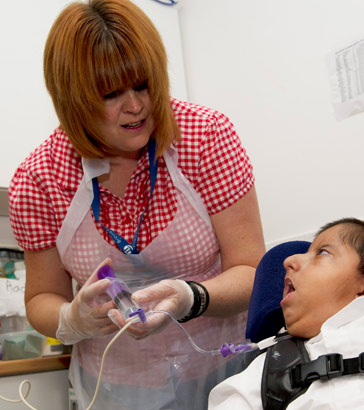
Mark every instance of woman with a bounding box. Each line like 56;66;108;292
8;0;265;409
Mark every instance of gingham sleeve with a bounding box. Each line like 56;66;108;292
197;111;255;215
8;165;59;251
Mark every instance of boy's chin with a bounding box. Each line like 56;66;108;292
285;323;320;339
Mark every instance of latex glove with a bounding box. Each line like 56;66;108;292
56;258;119;345
108;279;194;339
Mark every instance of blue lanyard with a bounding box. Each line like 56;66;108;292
91;140;158;254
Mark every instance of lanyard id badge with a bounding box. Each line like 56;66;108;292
91;139;158;254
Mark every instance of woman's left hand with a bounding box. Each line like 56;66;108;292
108;279;193;339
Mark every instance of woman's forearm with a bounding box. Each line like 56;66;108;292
26;292;69;338
202;264;256;317
24;248;74;338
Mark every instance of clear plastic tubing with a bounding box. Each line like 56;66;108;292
150;310;258;357
97;265;140;320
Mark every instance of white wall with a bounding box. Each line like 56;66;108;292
178;0;364;247
0;2;60;188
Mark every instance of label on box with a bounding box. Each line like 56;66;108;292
0;276;26;316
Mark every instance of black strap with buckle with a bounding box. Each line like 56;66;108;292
261;334;364;410
292;352;364;388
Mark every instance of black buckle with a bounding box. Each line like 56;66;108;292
292;354;343;387
359;353;364;373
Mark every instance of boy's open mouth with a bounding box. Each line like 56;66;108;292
286;278;295;294
283;278;296;299
281;278;296;307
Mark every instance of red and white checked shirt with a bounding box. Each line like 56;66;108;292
9;98;254;252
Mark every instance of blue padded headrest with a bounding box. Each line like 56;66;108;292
245;240;311;343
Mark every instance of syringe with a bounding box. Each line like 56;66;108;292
97;265;146;323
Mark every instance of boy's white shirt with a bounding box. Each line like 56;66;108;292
208;296;364;410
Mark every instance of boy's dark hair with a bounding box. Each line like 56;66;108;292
316;217;364;274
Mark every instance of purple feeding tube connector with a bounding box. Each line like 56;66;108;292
97;265;146;323
220;342;256;357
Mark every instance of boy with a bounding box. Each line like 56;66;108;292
209;217;364;409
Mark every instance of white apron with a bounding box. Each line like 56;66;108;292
56;146;247;410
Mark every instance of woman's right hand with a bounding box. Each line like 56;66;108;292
56;258;119;345
107;279;194;339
